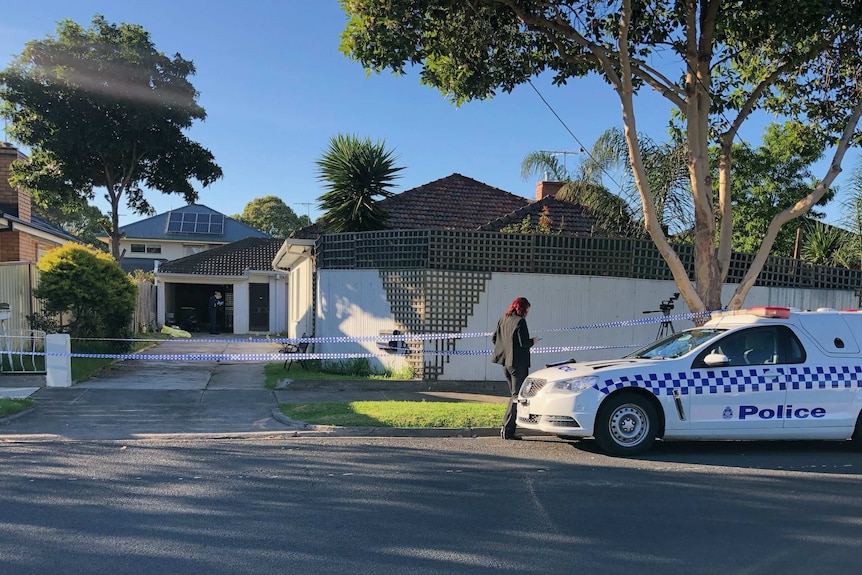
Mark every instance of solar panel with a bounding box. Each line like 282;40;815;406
166;212;226;235
167;212;183;232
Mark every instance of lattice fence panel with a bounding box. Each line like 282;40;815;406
319;230;862;290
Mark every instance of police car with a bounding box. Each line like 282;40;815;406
517;307;862;455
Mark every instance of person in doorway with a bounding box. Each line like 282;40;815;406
492;296;538;440
208;291;224;334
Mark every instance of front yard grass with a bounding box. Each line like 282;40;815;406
279;401;505;428
0;397;34;418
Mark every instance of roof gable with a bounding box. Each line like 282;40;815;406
380;173;530;230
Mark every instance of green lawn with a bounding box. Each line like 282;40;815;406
264;361;415;389
0;397;34;418
279;400;505;428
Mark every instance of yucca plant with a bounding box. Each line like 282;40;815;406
316;134;404;232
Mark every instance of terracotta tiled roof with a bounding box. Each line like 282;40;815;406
156;237;284;276
479;196;599;235
382;173;530;229
291;173;530;238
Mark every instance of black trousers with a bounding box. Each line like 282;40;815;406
502;365;529;437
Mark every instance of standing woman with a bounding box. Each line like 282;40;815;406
492;297;538;440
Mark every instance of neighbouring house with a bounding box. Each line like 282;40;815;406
108;203;272;273
275;173;862;381
155;237;289;335
0;143;83;333
0;143;81;262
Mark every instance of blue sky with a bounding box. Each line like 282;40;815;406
1;1;857;227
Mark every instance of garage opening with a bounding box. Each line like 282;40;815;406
165;284;233;333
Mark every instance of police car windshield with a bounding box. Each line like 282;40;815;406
627;328;726;359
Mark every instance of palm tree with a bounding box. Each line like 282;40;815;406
316;134;404;232
521;128;692;238
836;158;862;268
800;221;849;266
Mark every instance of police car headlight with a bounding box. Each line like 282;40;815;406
547;376;598;394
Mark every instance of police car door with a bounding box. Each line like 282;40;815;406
688;327;787;434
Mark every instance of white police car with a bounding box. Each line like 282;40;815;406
517;307;862;455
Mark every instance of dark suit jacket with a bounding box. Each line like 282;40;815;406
491;313;532;368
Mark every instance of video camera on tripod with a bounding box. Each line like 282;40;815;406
643;292;680;316
642;292;680;339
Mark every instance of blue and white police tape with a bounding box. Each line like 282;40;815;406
7;342;643;361
67;309;714;346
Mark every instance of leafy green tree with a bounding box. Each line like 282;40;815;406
340;0;862;312
316;133;404;232
0;15;223;261
34;244;136;339
33;200;110;249
232;196;310;238
724;122;832;258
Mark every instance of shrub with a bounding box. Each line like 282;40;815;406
34;244;135;344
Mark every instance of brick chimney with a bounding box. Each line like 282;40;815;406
536;181;564;200
0;143;31;222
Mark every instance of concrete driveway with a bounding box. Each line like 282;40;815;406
0;335;291;440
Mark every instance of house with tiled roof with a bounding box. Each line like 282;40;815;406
153;173;603;337
293;174;600;240
109;203;271;273
155;237;288;334
0;143;82;262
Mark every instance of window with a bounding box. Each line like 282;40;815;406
693;326;805;368
131;244;161;254
184;244;207;256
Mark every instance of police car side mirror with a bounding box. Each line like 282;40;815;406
703;353;731;367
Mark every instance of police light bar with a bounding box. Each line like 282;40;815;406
748;306;791;319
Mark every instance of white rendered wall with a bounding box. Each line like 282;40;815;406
316;269;858;381
317;270;411;374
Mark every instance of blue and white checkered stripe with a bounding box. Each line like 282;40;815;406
598;365;862;396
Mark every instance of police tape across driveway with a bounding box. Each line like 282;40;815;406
22;310;710;361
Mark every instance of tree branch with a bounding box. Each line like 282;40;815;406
490;0;687;109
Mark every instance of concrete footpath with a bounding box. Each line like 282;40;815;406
0;344;510;441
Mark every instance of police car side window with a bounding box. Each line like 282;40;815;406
692;330;749;367
776;325;806;364
742;328;776;365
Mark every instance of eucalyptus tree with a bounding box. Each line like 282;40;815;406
0;15;222;260
339;0;862;312
316;133;404;232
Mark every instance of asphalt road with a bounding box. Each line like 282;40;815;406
2;435;861;575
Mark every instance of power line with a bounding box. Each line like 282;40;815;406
527;79;625;193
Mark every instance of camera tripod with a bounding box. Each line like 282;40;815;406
655;309;675;340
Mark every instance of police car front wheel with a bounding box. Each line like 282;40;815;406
594;393;658;456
